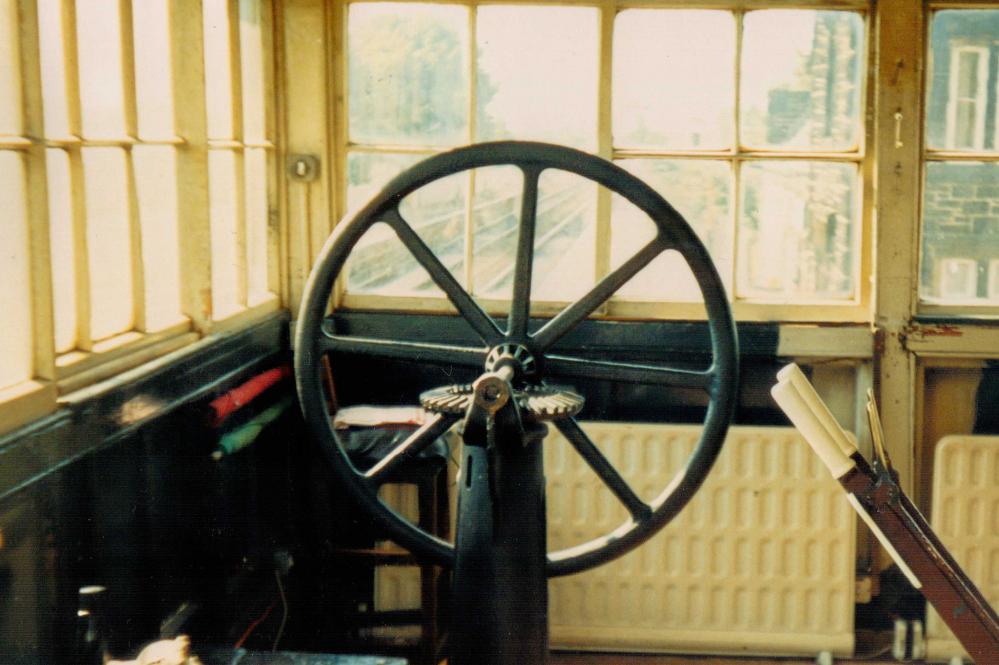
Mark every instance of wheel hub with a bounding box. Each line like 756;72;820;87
484;343;537;379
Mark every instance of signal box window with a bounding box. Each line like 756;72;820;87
343;4;868;320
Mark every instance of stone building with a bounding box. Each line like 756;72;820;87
921;11;999;301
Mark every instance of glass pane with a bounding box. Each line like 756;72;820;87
76;0;128;137
471;167;596;302
926;11;999;151
741;11;864;151
346;151;421;214
532;170;595;301
348;3;468;146
476;6;598;151
209;150;242;318
37;0;70;137
920;162;999;304
132;0;175;139
47;149;77;353
203;0;235;139
613;10;734;150
244;147;270;304
612;160;732;301
346;152;467;296
471;166;522;299
83;148;133;340
956;51;981;98
0;0;22;136
240;0;267;142
0;151;32;388
738;161;858;300
134;146;182;330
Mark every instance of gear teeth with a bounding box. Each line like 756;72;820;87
421;383;584;421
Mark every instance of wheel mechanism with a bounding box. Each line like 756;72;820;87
294;141;739;577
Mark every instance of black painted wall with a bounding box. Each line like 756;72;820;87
0;312;793;662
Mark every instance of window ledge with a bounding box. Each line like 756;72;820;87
0;381;58;438
905;320;999;357
0;311;289;503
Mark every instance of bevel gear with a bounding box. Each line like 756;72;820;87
420;383;583;421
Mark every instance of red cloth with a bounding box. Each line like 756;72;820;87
208;365;291;428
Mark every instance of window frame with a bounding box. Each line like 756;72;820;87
944;44;989;150
919;5;999;317
937;256;978;300
0;0;283;438
331;0;875;324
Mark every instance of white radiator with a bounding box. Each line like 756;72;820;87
546;423;855;657
375;423;856;657
926;435;999;662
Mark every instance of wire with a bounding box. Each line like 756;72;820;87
272;569;288;653
233;602;275;649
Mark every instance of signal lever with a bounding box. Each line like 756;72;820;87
772;364;999;663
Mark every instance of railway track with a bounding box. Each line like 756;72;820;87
347;180;590;296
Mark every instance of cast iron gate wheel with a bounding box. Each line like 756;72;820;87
294;141;739;577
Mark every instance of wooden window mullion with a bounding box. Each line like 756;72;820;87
171;0;213;332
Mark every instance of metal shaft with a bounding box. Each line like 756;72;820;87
449;420;549;665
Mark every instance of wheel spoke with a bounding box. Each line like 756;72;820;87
555;418;652;522
363;413;458;485
321;333;488;367
545;354;714;391
508;167;541;339
533;237;666;350
385;207;503;345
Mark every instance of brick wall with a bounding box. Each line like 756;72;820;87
922;162;999;297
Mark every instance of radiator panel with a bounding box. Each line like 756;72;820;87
926;435;999;662
546;423;855;657
376;423;857;656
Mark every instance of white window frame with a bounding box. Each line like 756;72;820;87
332;0;873;324
986;258;999;300
0;0;283;437
938;257;978;300
945;44;989;150
920;14;999;317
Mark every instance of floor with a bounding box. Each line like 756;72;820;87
549;656;895;664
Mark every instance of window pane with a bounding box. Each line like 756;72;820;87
614;10;734;150
926;11;999;151
47;149;76;353
345;151;421;214
741;11;863;151
203;0;236;139
37;0;70;137
0;151;32;388
245;147;270;304
83;148;133;340
132;0;175;139
0;0;21;136
348;3;468;146
476;6;598;151
612;160;732;301
240;0;267;142
738;161;858;300
76;0;127;138
532;170;595;301
471;166;522;299
471;168;596;302
956;51;981;99
346;152;467;296
920;162;999;304
134;146;182;330
208;150;242;317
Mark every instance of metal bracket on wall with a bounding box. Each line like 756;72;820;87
287;154;320;182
